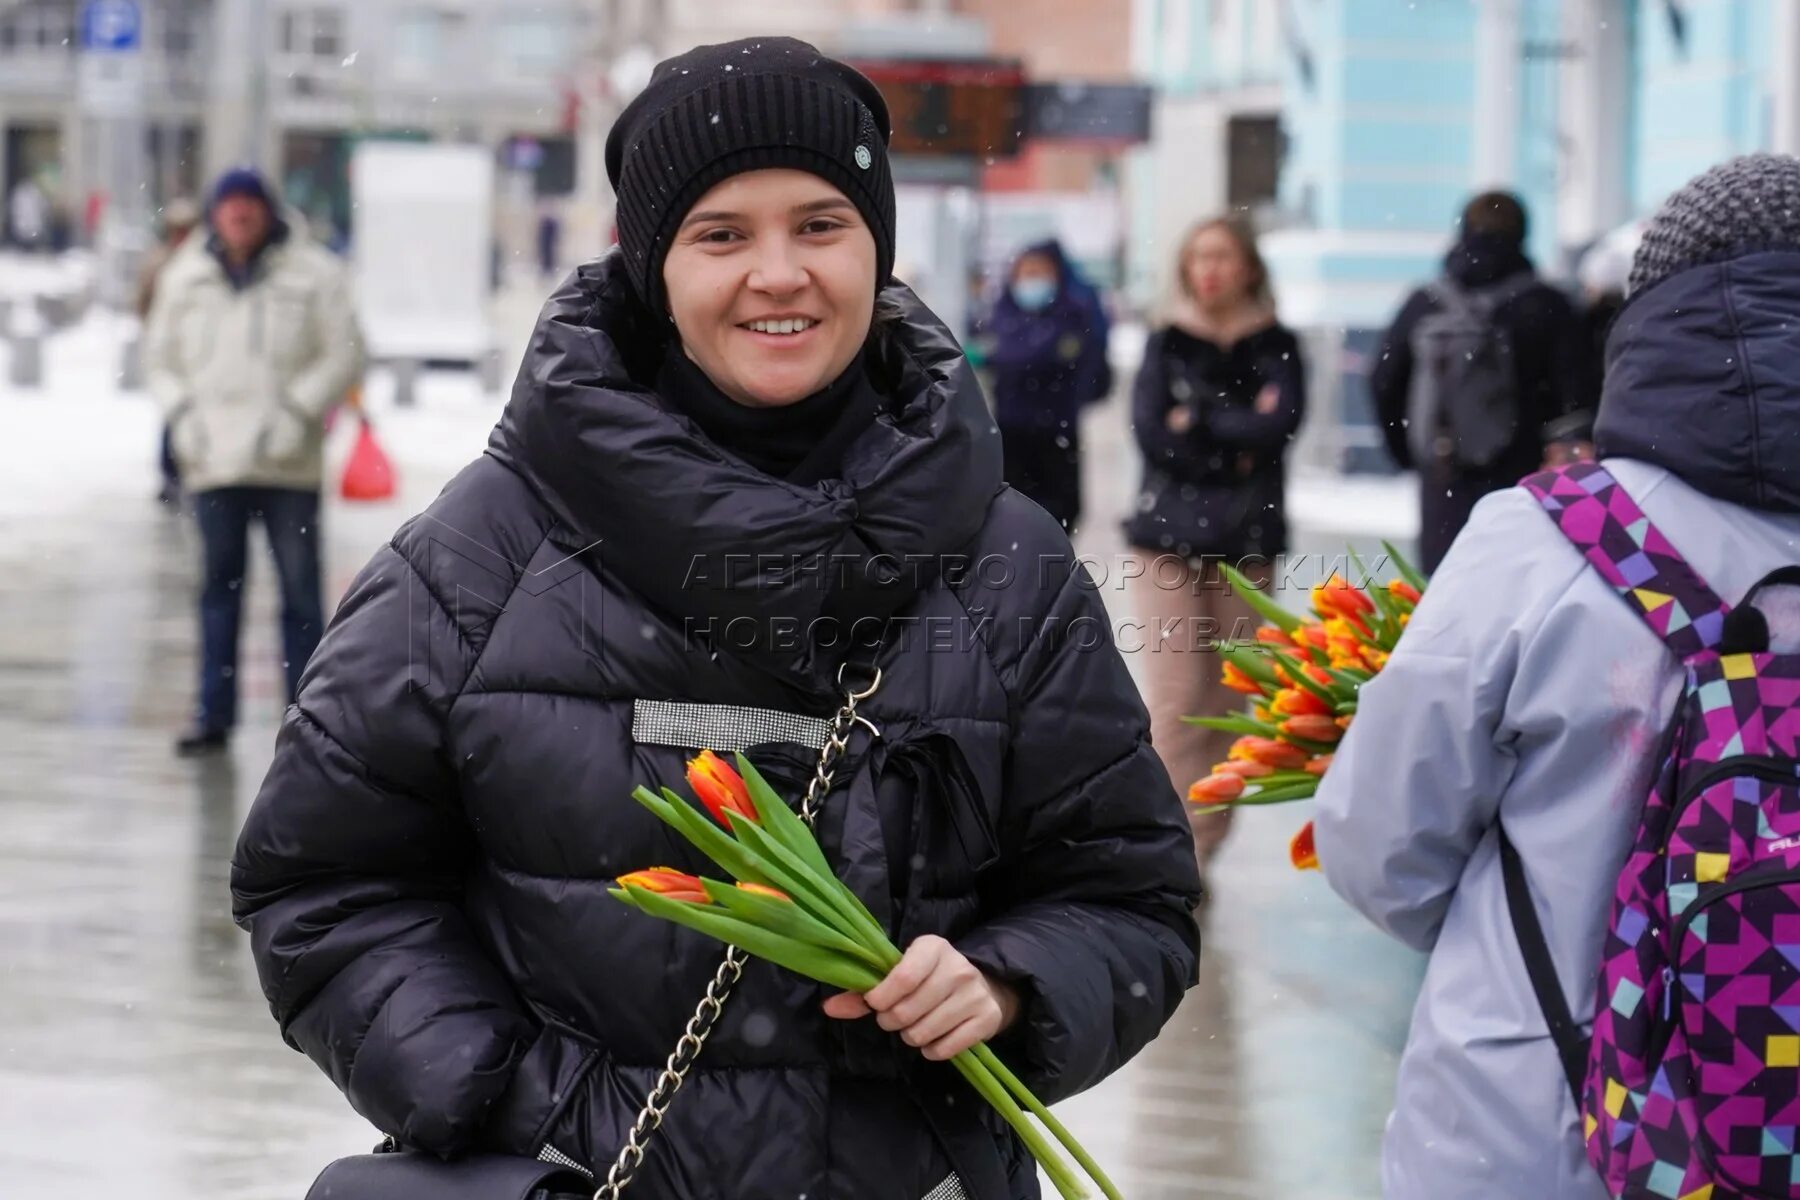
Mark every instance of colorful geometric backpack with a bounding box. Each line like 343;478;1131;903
1510;462;1800;1199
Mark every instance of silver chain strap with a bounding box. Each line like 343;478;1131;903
592;664;883;1200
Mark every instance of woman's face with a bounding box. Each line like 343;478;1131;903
1183;225;1255;310
662;169;878;408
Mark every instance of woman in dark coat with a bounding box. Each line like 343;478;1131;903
1124;215;1305;884
979;239;1111;532
231;39;1200;1200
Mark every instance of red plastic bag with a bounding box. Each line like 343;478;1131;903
339;417;396;502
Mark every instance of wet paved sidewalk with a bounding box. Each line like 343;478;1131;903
0;357;1419;1199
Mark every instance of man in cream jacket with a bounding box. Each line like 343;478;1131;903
146;168;364;755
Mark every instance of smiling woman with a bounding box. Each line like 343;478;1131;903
663;172;878;409
232;34;1201;1200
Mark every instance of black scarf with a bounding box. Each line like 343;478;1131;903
656;345;884;484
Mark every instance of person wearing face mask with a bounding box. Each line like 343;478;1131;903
231;38;1200;1200
1125;215;1306;887
978;240;1112;532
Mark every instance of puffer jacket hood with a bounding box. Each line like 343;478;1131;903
233;252;1201;1200
490;249;1004;690
1596;246;1800;512
1442;231;1534;289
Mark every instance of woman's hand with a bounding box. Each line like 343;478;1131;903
822;934;1022;1061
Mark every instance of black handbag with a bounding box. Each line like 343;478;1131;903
1124;467;1261;560
306;1144;588;1200
300;666;887;1200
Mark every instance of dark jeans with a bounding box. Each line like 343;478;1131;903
193;486;324;731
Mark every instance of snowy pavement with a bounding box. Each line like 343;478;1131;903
0;311;1420;1199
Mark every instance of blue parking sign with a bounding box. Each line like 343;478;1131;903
80;0;141;53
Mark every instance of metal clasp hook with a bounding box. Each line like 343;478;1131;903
836;662;883;702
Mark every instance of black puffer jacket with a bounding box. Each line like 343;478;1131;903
231;252;1202;1200
1125;321;1306;559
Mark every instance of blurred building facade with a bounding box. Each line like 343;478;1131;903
0;0;590;250
1120;0;1800;472
1124;0;1284;309
1;0;211;243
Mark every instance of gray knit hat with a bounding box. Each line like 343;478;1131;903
1629;153;1800;295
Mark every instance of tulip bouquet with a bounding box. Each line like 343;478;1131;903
613;751;1121;1200
1184;544;1427;870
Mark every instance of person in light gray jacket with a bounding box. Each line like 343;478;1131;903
145;168;364;756
1315;154;1800;1199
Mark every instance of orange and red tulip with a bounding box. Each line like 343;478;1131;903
687;749;757;826
1294;623;1331;652
1360;646;1390;672
736;882;791;901
1255;626;1296;649
1229;736;1309;771
1214;759;1275;779
1221;662;1265;696
1313;574;1375;620
1304;754;1334;776
618;867;711;904
1290;821;1319;871
1272;686;1333;718
1189;773;1246;804
1281;714;1344;743
1387;579;1422;605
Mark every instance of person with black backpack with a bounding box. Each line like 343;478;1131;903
1369;190;1588;571
1314;155;1800;1200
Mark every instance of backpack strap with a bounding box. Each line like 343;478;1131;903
1498;825;1587;1107
1520;462;1731;659
1428;270;1541;318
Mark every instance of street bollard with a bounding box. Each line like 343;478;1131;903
7;332;44;388
480;346;505;395
5;306;45;388
119;333;144;391
392;358;419;408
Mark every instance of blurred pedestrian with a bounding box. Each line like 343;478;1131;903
978;239;1111;531
232;38;1199;1199
137;197;203;507
536;202;562;280
1370;190;1585;572
7;175;50;251
145;168;365;756
1126;215;1306;885
1314;154;1800;1200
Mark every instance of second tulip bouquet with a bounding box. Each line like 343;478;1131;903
1185;544;1427;870
613;751;1120;1200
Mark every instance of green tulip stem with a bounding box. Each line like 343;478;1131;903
948;1052;1088;1200
971;1043;1123;1200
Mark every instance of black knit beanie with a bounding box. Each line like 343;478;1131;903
605;37;896;314
1629;153;1800;295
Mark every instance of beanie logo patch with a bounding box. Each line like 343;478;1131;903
854;144;872;171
